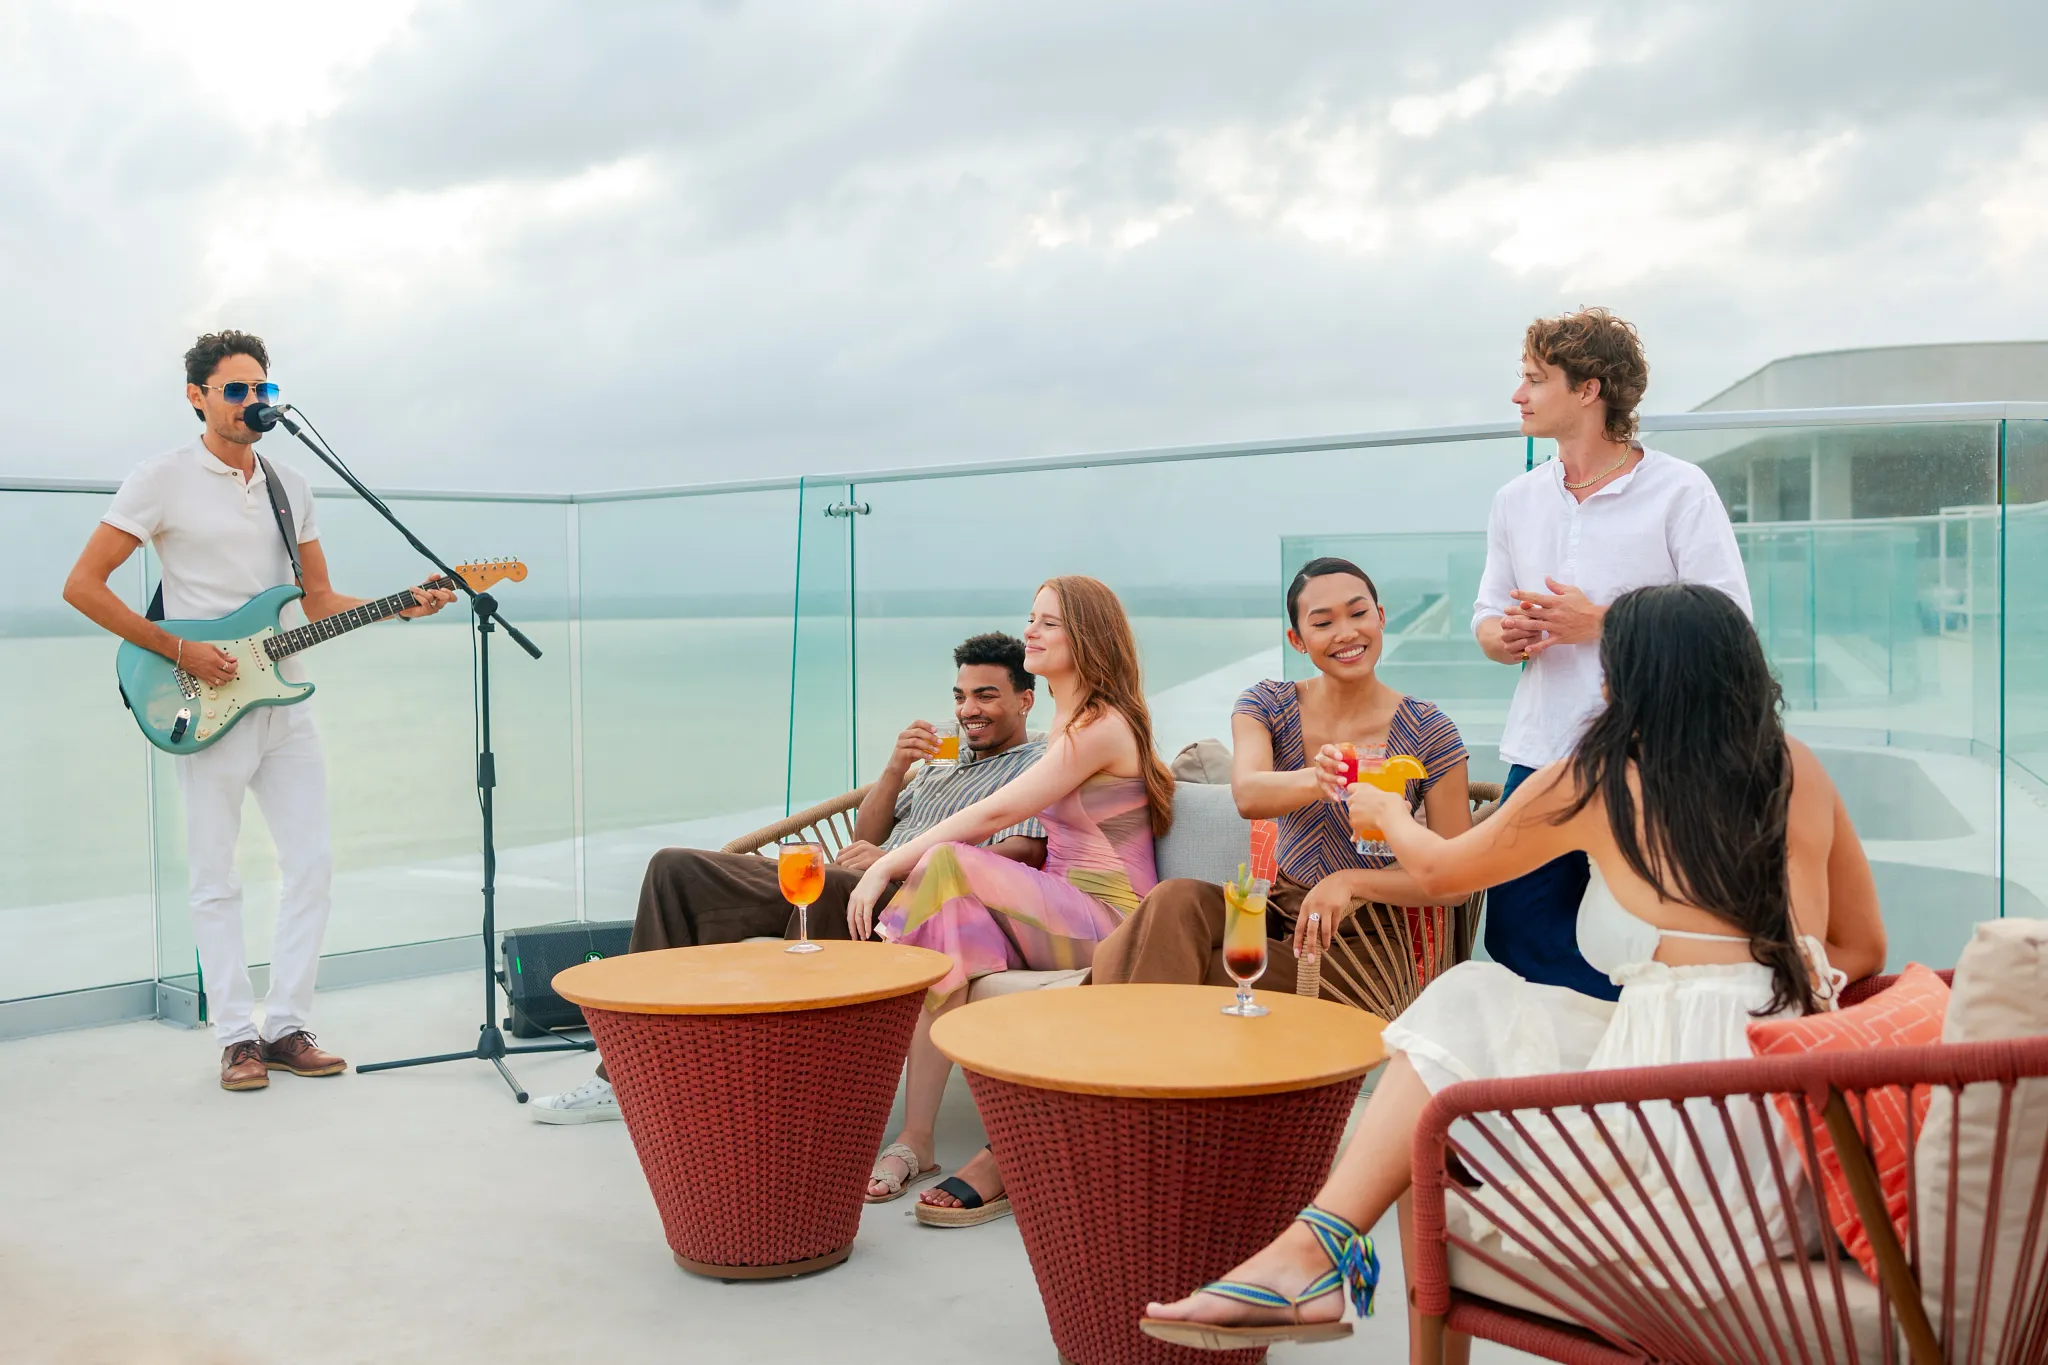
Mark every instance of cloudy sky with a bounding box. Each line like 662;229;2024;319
4;0;2044;493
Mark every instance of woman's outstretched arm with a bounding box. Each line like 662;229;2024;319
1349;760;1584;901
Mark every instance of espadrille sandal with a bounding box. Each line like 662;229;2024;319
913;1175;1013;1228
1138;1204;1379;1350
865;1143;941;1204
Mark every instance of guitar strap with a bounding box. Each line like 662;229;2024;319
127;453;306;709
255;452;305;589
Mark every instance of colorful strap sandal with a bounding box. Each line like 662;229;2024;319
1138;1204;1380;1350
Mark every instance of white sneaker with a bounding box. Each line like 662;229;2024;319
531;1075;621;1124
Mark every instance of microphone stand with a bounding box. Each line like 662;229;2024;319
263;407;593;1102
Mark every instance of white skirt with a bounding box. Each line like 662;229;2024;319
1384;959;1815;1296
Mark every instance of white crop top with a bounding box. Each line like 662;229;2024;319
1575;861;1845;1003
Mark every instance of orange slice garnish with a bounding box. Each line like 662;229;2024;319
1382;755;1426;781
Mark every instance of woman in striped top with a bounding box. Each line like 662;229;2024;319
1092;557;1469;999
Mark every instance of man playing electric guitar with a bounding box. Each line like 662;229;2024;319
63;330;457;1092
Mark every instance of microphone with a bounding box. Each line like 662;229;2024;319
241;402;293;432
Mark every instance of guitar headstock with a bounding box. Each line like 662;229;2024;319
450;559;528;592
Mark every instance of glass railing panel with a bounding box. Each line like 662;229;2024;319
1655;419;2005;971
787;479;855;812
0;491;156;1002
146;492;579;996
575;486;799;915
843;439;1527;788
2003;419;2048;923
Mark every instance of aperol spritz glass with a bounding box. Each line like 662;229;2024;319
779;840;827;954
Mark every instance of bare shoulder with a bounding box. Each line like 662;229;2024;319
1785;737;1837;806
1062;706;1143;774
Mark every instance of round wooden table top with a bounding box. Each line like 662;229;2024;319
552;940;952;1016
932;984;1386;1099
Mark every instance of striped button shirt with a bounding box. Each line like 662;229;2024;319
882;737;1048;851
1233;682;1467;886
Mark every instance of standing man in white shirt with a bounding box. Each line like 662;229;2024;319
1473;308;1751;998
64;331;457;1091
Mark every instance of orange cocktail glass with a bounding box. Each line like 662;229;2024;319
1352;754;1426;858
778;840;828;954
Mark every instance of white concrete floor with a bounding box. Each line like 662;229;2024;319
0;971;1536;1365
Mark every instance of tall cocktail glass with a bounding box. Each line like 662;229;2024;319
1352;754;1425;859
1220;876;1272;1017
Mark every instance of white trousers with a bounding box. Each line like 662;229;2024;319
174;704;334;1046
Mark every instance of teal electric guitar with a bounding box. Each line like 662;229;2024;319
116;559;527;754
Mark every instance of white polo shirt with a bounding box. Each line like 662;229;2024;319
1472;447;1751;769
105;438;321;681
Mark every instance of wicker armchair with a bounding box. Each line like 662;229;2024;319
1408;969;2048;1365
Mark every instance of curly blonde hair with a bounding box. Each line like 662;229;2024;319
1525;307;1648;443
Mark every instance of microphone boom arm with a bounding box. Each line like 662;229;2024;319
263;406;542;660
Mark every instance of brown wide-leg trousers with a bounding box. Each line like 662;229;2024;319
626;848;866;952
1089;875;1312;994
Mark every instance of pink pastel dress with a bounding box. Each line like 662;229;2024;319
879;774;1158;1007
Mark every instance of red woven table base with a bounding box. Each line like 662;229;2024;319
968;1072;1365;1365
585;993;922;1274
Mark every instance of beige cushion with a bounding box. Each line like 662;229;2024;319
1913;918;2048;1352
1171;738;1232;784
966;968;1088;1002
1448;1238;1884;1358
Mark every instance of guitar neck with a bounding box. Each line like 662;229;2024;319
264;576;455;660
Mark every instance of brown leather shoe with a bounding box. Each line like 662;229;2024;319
259;1030;347;1077
221;1041;269;1091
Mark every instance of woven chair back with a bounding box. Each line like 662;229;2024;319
1410;973;2048;1365
720;786;873;860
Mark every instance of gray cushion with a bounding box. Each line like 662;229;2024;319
1155;782;1252;885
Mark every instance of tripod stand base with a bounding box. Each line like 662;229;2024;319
357;1024;592;1103
674;1245;852;1281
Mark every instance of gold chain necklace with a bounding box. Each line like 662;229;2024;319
1561;448;1633;490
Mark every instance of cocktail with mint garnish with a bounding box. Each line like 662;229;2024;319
1220;864;1272;1017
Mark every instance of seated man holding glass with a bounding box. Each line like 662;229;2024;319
530;632;1048;1124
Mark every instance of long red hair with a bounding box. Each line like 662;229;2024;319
1040;575;1175;837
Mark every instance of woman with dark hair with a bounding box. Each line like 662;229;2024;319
1140;583;1887;1352
846;575;1174;1223
1092;556;1470;997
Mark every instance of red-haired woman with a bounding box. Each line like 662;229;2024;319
846;575;1175;1223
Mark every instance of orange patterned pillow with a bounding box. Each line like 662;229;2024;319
1248;819;1279;883
1746;962;1949;1281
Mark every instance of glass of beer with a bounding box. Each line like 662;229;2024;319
778;840;827;954
1220;875;1272;1017
929;720;962;770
